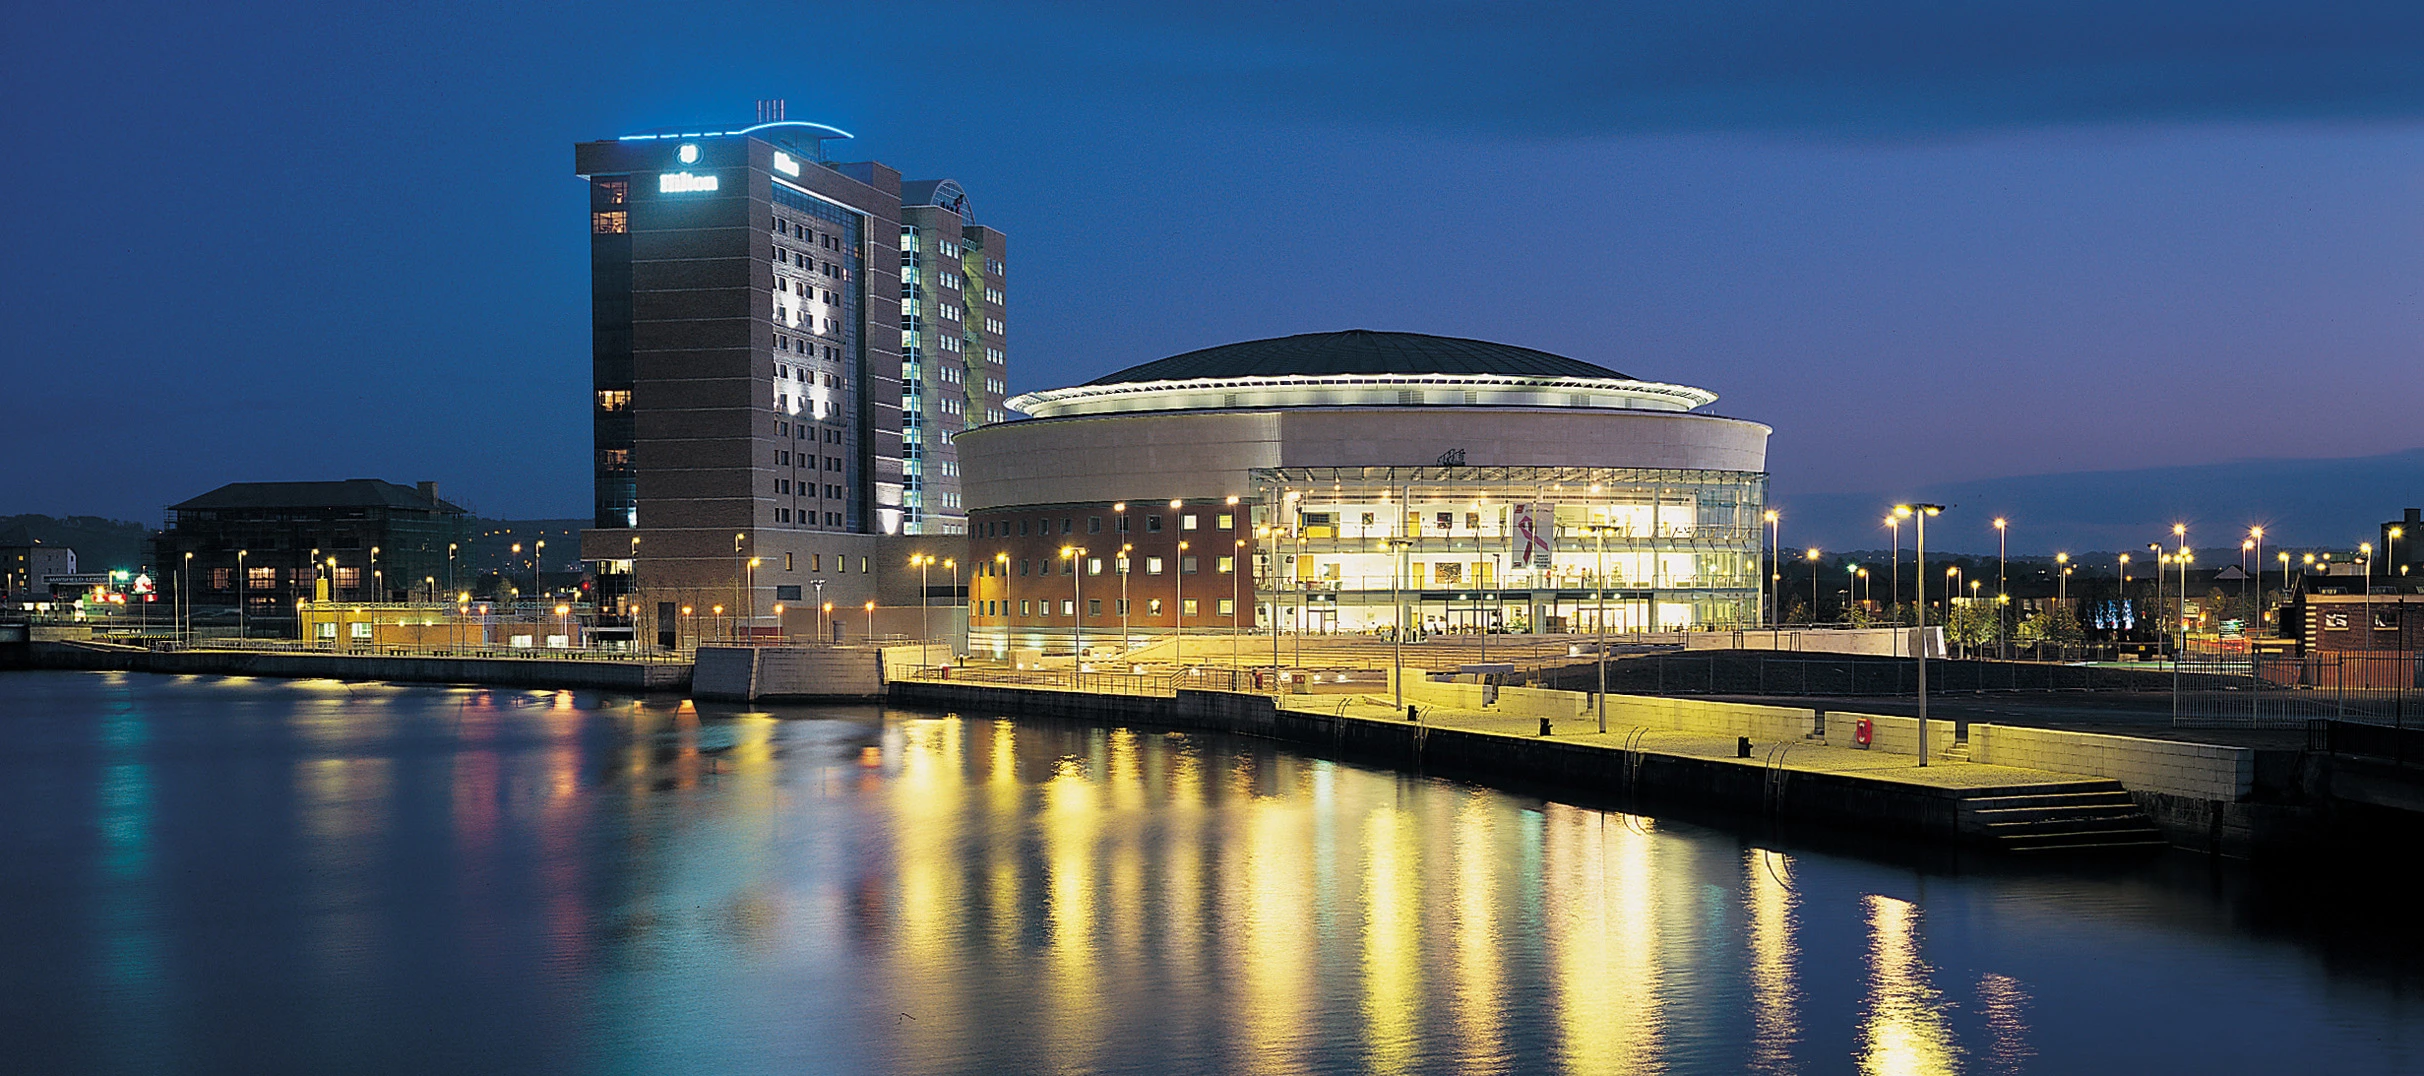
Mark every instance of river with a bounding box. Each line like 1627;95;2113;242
2;670;2418;1074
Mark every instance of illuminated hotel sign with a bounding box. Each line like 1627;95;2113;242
772;151;801;177
659;172;719;193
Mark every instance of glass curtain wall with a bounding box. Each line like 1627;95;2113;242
1250;465;1765;636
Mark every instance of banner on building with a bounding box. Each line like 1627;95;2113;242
1513;503;1554;570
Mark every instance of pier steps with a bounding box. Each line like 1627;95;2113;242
1962;782;2167;853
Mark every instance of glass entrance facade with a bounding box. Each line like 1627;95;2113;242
1250;465;1765;636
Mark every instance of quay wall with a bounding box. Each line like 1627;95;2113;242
8;642;690;692
892;681;1987;847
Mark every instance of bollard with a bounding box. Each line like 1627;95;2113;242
1406;704;1419;722
1737;735;1752;758
1539;717;1553;737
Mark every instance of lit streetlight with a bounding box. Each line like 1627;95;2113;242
1992;517;2008;660
1896;503;1945;764
1805;548;1821;624
1060;545;1086;679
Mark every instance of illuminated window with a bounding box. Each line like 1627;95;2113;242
1061;600;1074;616
1217;514;1233;530
1181;599;1198;617
597;180;627;205
1217;556;1234;574
1148;598;1164;616
599;449;629;469
1181;514;1199;530
1217;599;1234;616
592;211;628;234
1087;558;1103;575
1146;557;1164;575
597;389;630;411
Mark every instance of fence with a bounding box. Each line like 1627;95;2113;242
2176;652;2424;729
1526;651;2202;698
2307;719;2424;765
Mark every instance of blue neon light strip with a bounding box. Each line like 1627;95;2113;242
618;120;855;142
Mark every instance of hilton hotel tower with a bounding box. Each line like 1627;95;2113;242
574;117;1005;635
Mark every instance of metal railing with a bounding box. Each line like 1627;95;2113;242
153;637;695;664
2177;652;2423;729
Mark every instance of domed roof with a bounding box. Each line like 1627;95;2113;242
1086;330;1628;385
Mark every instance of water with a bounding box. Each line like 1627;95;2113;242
3;670;2419;1075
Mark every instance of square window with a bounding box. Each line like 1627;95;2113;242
1087;558;1103;575
1217;514;1233;530
1148;598;1164;616
1217;598;1234;616
1217;556;1234;574
1118;516;1131;532
1182;514;1198;530
1088;517;1101;533
1181;599;1198;617
1088;599;1102;616
1181;556;1198;574
1060;599;1074;615
1021;600;1032;616
1146;515;1163;532
1146;557;1165;575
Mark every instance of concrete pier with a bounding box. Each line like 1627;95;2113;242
888;678;2193;853
6;641;690;692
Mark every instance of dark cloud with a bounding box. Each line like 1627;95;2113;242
1007;2;2424;135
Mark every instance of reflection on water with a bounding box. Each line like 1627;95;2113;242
5;671;2422;1075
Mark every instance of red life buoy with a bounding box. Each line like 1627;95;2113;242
1854;718;1873;747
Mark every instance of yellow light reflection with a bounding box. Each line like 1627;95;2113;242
1546;804;1663;1073
1362;805;1419;1074
1858;894;1962;1076
1745;849;1801;1073
1449;794;1507;1070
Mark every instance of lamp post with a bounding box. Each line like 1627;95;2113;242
1763;509;1780;626
370;546;381;603
1885;513;1901;620
1174;539;1189;671
1118;543;1132;655
1993;518;2008;659
2361;542;2375;637
236;549;248;641
1588;524;1618;733
180;551;193;642
2276;550;2291;632
864;600;876;643
1805;548;1821;624
1849;565;1863;619
2171;523;2189;658
2148;544;2165;655
731;533;746;641
746;557;761;638
945;558;959;657
448;542;459;601
1388;537;1413;717
1232;536;1245;679
2248;526;2265;632
1060;545;1086;679
811;579;825;643
1896;503;1944;765
911;553;933;649
992;551;1009;654
531;540;543;606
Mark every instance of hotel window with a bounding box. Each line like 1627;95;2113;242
1087;558;1103;575
783;553;794;570
1088;517;1102;534
592;211;628;234
1181;556;1198;574
597;389;630;411
1181;599;1198;617
1061;600;1074;615
1146;515;1163;532
1020;600;1032;616
1217;514;1233;530
811;554;821;571
1217;556;1234;574
1116;599;1129;615
1146;557;1164;575
597;180;628;205
1181;514;1198;530
1089;599;1102;616
1148;598;1164;616
1217;599;1234;616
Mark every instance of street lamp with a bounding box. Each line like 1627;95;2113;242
1232;536;1246;678
1175;538;1189;670
732;533;746;640
1060;545;1086;673
746;557;762;638
811;579;826;643
448;542;458;599
1896;504;1945;764
1118;543;1133;655
236;549;248;641
370;545;381;603
1805;548;1821;624
2054;552;2069;607
863;600;875;643
1992;518;2008;659
1387;537;1414;718
180;551;193;642
1763;509;1780;626
945;557;959;657
910;553;934;649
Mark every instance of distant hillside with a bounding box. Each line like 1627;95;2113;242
0;515;151;573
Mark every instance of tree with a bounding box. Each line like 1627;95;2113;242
2015;605;2084;655
1946;600;1997;656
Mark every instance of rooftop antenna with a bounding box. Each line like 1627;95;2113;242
756;99;785;123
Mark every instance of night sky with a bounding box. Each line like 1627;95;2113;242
6;2;2419;552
